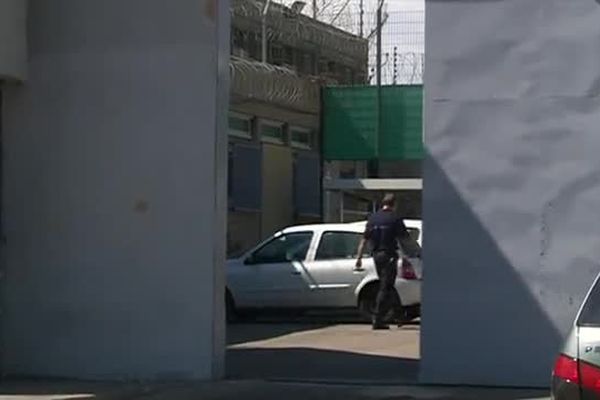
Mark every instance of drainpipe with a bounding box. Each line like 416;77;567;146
261;0;272;63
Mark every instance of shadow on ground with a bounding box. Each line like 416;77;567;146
227;317;420;345
227;315;422;384
0;380;172;399
227;321;329;345
226;347;419;384
0;379;550;400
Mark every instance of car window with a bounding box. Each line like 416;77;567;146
316;231;365;261
407;228;420;243
579;277;600;327
251;232;313;264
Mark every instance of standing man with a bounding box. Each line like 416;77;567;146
355;193;413;330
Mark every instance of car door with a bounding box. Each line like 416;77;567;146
232;231;315;309
305;231;369;308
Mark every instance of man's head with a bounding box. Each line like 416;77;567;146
381;193;396;210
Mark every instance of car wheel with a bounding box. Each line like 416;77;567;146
402;304;421;322
358;283;401;323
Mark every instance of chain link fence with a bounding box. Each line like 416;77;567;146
280;0;424;84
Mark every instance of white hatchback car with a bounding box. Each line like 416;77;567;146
226;222;422;321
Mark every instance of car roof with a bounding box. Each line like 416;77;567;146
279;219;422;235
280;223;366;235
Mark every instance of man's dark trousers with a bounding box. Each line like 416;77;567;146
373;250;398;323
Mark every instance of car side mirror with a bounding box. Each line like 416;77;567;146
244;255;256;265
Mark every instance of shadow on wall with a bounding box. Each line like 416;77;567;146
421;150;563;387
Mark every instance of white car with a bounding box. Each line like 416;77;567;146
226;222;422;321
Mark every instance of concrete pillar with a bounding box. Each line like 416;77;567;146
0;0;228;380
0;0;27;81
423;0;600;387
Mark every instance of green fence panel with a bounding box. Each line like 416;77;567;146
322;86;378;160
380;85;424;160
322;85;423;161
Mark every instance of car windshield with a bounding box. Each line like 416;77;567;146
251;232;313;263
578;276;600;327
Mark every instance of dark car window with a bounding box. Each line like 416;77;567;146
251;232;313;264
316;231;368;260
407;228;420;243
578;277;600;326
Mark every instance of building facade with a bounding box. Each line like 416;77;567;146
227;0;368;255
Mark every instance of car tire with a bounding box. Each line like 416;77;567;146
358;283;401;323
402;304;421;322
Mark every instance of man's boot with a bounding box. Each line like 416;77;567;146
372;316;390;330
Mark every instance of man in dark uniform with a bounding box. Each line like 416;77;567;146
355;193;414;330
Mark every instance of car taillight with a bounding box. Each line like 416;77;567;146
580;360;600;394
553;354;600;393
553;354;579;384
401;258;418;280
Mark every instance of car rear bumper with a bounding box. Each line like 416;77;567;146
551;376;580;400
395;279;421;306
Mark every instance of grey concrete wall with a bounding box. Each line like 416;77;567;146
422;0;600;387
0;0;27;81
0;0;228;380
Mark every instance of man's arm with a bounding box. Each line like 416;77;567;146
355;238;367;269
355;222;372;269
